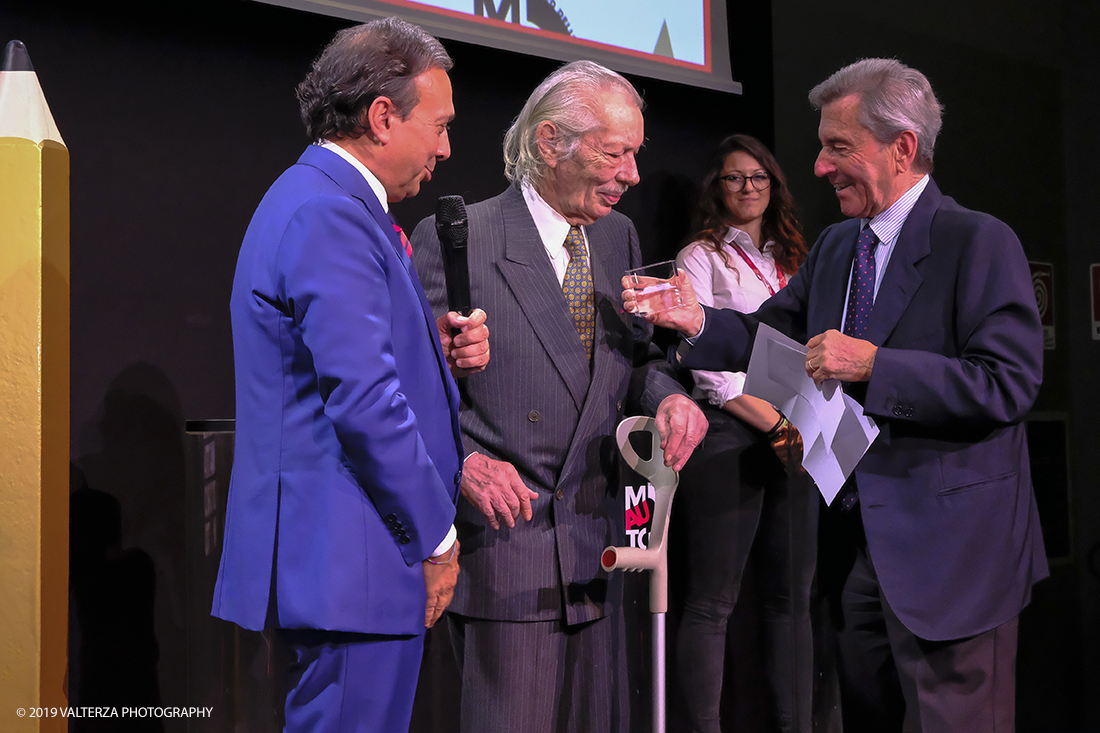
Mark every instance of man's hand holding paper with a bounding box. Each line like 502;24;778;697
742;324;879;503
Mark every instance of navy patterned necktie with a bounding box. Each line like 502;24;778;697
838;226;878;512
562;226;595;359
844;226;878;338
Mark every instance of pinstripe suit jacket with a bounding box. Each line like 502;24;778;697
411;185;685;625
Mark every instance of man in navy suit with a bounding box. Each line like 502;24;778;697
412;60;707;733
627;58;1047;732
212;17;488;732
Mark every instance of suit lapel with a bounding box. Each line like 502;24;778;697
301;146;418;279
809;220;861;336
866;180;939;345
553;216;630;493
495;188;591;411
582;221;618;409
302;145;460;421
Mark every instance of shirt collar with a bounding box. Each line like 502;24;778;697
319;140;389;213
722;226;776;256
521;180;581;256
865;174;929;245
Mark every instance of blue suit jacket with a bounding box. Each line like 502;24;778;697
212;146;463;635
685;179;1048;640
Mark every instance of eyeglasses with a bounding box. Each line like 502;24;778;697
720;172;771;192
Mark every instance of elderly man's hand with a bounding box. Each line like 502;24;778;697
460;453;539;530
805;329;877;386
423;539;460;628
621;270;705;338
654;394;708;471
437;308;489;378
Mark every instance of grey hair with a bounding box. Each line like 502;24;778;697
297;16;452;141
809;58;943;173
503;60;644;187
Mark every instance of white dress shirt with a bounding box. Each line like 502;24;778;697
319;140;390;212
521;180;589;284
677;227;787;406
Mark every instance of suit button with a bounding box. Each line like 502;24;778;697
528;410;540;422
454;469;462;486
616;400;623;412
398;536;411;545
905;408;914;418
555;489;565;500
893;406;903;416
384;514;397;524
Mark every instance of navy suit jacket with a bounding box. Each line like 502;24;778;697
685;179;1048;640
212;146;463;635
411;186;686;625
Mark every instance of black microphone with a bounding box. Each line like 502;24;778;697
436;195;471;317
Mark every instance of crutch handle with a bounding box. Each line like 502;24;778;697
601;416;679;612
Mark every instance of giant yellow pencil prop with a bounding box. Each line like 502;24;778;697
0;40;69;733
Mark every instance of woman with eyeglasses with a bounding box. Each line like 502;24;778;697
672;134;815;733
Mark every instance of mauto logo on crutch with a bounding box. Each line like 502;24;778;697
625;484;655;548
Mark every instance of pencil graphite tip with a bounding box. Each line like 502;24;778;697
3;40;34;72
0;39;64;145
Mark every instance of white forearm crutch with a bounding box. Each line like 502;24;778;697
601;415;679;733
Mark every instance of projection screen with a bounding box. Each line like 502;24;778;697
255;0;740;93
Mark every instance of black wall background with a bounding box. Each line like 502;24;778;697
3;0;1097;730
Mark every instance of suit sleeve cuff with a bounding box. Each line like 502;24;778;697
686;306;706;344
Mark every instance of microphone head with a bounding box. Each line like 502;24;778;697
436;195;468;244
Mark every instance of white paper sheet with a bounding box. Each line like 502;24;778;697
742;324;879;504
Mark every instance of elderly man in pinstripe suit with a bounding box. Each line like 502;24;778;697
412;60;707;733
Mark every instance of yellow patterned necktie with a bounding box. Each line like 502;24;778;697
562;226;595;358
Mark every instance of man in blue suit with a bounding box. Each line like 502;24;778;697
212;17;488;732
628;59;1047;732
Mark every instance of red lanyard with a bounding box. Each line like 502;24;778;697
731;242;787;295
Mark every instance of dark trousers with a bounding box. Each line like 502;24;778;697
277;628;424;733
821;505;1019;732
448;612;630;733
673;403;818;733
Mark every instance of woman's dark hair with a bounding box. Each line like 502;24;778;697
690;134;807;277
296;17;453;142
